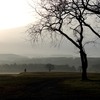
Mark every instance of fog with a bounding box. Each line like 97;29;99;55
0;26;100;58
0;0;99;58
0;27;73;57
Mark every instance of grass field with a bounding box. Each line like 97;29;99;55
0;72;100;100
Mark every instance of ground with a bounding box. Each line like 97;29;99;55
0;72;100;100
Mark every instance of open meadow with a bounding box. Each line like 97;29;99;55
0;72;100;100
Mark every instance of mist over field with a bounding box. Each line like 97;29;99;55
0;0;100;100
0;54;99;74
0;26;100;74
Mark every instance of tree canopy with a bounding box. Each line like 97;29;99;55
27;0;100;80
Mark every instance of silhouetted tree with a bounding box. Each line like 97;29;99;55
46;64;54;72
66;0;100;40
27;0;96;80
81;0;100;14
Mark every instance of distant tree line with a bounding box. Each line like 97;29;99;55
1;63;100;73
88;64;100;73
0;63;76;72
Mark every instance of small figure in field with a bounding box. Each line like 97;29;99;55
24;68;26;72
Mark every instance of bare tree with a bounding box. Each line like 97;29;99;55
81;0;100;14
27;0;93;80
79;0;100;39
46;64;54;72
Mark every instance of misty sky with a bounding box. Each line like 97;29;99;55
0;0;100;58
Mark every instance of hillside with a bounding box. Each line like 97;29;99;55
0;54;99;68
0;54;28;64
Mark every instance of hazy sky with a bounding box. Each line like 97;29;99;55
0;0;100;57
0;27;77;57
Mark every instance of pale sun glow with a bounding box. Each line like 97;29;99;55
0;0;35;30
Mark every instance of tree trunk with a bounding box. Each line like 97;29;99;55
80;50;88;81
